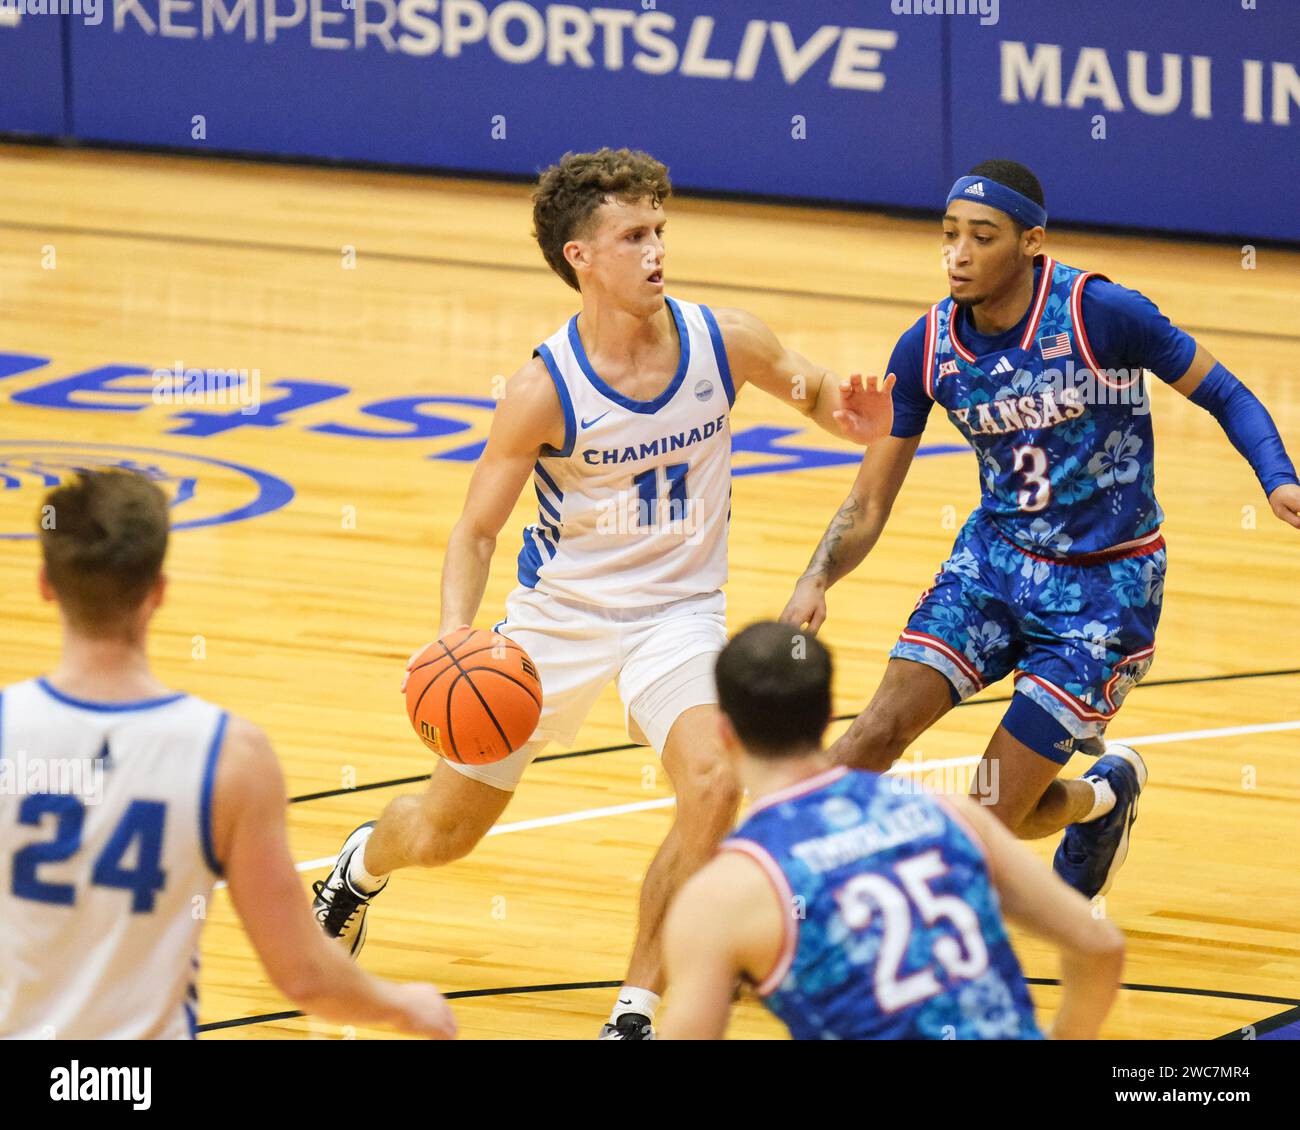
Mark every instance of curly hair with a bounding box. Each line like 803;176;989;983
532;148;672;292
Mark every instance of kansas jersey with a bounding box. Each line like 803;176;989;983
521;296;735;608
0;678;226;1040
724;767;1041;1040
890;258;1197;558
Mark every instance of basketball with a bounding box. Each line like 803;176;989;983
404;628;542;765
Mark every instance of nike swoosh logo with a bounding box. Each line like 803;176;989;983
618;998;633;1006
581;412;611;429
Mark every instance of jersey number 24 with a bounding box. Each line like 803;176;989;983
11;794;168;914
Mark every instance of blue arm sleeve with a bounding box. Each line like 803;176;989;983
1080;279;1198;383
1189;363;1298;496
888;315;932;439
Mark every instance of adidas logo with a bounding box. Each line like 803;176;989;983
991;356;1014;376
1053;737;1076;754
965;181;986;197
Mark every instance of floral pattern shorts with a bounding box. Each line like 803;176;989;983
890;512;1165;741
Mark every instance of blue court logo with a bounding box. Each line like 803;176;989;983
0;442;294;540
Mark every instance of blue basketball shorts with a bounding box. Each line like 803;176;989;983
889;513;1166;762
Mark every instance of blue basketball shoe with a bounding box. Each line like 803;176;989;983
1053;744;1147;899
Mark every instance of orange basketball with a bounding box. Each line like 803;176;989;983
404;628;542;765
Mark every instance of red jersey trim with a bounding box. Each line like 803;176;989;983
718;839;799;997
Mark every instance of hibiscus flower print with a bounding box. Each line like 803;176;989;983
989;531;1050;584
1142;559;1165;606
1024;517;1074;557
928;602;973;636
944;547;983;582
1040;573;1084;612
1057;412;1096;446
1062;619;1122;661
975;445;1002;493
1088;429;1143;489
1020;555;1051;585
965;620;1008;665
987;533;1026;578
1107;563;1149;609
1038;293;1070;338
1053;455;1097;505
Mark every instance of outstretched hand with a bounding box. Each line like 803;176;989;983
1269;483;1300;529
834;373;896;445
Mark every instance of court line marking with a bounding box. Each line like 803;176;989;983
895;719;1300;771
1;215;1297;343
229;717;1299;886
197;979;624;1033
199;978;1300;1034
287;667;1300;804
1216;1003;1300;1041
205;717;1300;1031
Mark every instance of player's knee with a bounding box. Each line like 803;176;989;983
409;817;488;867
673;755;742;825
843;707;911;770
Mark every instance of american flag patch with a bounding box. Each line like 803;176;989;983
938;359;960;379
1039;333;1072;359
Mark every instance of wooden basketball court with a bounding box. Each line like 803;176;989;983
1;144;1296;1040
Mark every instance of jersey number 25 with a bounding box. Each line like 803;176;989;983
834;849;991;1013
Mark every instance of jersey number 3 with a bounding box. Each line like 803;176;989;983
1012;444;1051;513
11;795;168;914
834;849;991;1013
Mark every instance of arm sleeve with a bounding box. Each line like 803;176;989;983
888;315;933;438
1189;363;1298;496
1079;279;1198;384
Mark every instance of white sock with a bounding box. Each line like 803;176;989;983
346;836;388;894
611;987;661;1023
1079;777;1117;823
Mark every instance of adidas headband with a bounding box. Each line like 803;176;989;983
947;176;1048;230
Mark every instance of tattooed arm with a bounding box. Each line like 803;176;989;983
780;434;923;632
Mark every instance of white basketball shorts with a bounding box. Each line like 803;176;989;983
443;586;728;791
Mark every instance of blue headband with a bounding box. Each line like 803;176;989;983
947;176;1047;230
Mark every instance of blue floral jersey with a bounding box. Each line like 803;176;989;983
725;766;1042;1041
888;258;1197;558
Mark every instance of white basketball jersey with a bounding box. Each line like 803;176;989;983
0;678;227;1040
521;296;733;608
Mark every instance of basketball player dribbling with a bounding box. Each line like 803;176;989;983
783;160;1300;899
0;470;456;1039
312;148;895;1039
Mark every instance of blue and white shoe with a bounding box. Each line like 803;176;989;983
312;822;387;957
1053;744;1147;899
